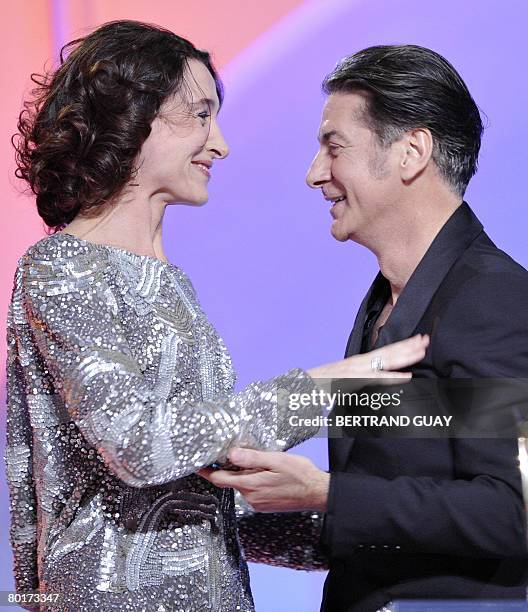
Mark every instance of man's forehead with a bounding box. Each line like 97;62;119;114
318;92;369;140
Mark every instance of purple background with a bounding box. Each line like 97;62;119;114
2;0;528;610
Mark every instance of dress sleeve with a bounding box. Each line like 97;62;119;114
235;492;328;570
4;268;40;609
20;254;322;488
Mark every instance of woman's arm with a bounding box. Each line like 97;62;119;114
4;269;40;609
235;491;328;570
19;252;322;488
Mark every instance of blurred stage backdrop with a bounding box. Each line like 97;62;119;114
1;1;527;610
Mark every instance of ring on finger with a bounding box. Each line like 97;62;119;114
371;355;384;372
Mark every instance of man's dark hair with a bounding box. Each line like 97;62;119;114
13;20;223;232
322;45;483;196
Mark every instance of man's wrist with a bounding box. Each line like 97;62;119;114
311;469;330;512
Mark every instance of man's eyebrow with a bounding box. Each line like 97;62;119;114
319;129;348;143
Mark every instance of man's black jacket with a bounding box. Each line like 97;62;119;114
320;202;528;612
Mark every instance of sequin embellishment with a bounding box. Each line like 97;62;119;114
5;233;323;611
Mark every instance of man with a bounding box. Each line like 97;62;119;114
201;45;528;610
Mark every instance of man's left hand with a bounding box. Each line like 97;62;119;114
198;448;329;513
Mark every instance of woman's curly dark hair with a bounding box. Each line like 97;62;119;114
13;19;223;232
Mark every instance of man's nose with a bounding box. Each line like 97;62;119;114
306;152;330;189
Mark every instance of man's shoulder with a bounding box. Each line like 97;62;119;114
428;231;527;330
430;233;528;376
473;231;527;273
447;232;528;299
428;234;528;353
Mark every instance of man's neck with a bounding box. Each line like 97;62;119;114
376;197;462;303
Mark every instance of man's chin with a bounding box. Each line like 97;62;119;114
330;225;350;242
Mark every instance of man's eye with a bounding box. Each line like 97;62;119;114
328;144;341;155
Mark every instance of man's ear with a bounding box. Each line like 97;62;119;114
400;128;433;182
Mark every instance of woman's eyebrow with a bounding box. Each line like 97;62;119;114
190;97;218;111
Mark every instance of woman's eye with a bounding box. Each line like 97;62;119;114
197;112;211;121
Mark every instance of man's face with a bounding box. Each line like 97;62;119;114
306;91;401;244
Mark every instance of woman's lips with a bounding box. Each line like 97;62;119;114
192;162;211;178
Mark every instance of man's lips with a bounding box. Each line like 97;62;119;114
324;195;346;218
324;194;346;204
330;202;340;219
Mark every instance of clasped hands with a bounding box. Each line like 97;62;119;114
199;448;330;513
200;334;429;511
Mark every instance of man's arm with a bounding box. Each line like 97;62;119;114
205;268;528;560
324;268;528;559
323;439;525;559
201;450;330;569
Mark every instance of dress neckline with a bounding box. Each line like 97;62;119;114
51;231;179;270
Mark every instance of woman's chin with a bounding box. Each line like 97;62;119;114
171;195;209;207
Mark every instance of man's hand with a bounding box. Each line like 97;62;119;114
198;448;329;512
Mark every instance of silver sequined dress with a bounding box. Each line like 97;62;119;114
4;232;324;611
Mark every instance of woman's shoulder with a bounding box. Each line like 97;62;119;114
22;231;104;262
17;232;113;295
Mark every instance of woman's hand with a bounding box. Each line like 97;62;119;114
306;334;429;383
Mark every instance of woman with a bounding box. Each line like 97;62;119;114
6;20;428;611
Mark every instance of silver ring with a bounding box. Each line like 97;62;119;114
371;355;384;372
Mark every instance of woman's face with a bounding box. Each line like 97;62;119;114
135;58;228;206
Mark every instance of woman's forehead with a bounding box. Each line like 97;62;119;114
183;59;218;102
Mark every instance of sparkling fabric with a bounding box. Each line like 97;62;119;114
4;232;322;611
235;490;328;571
